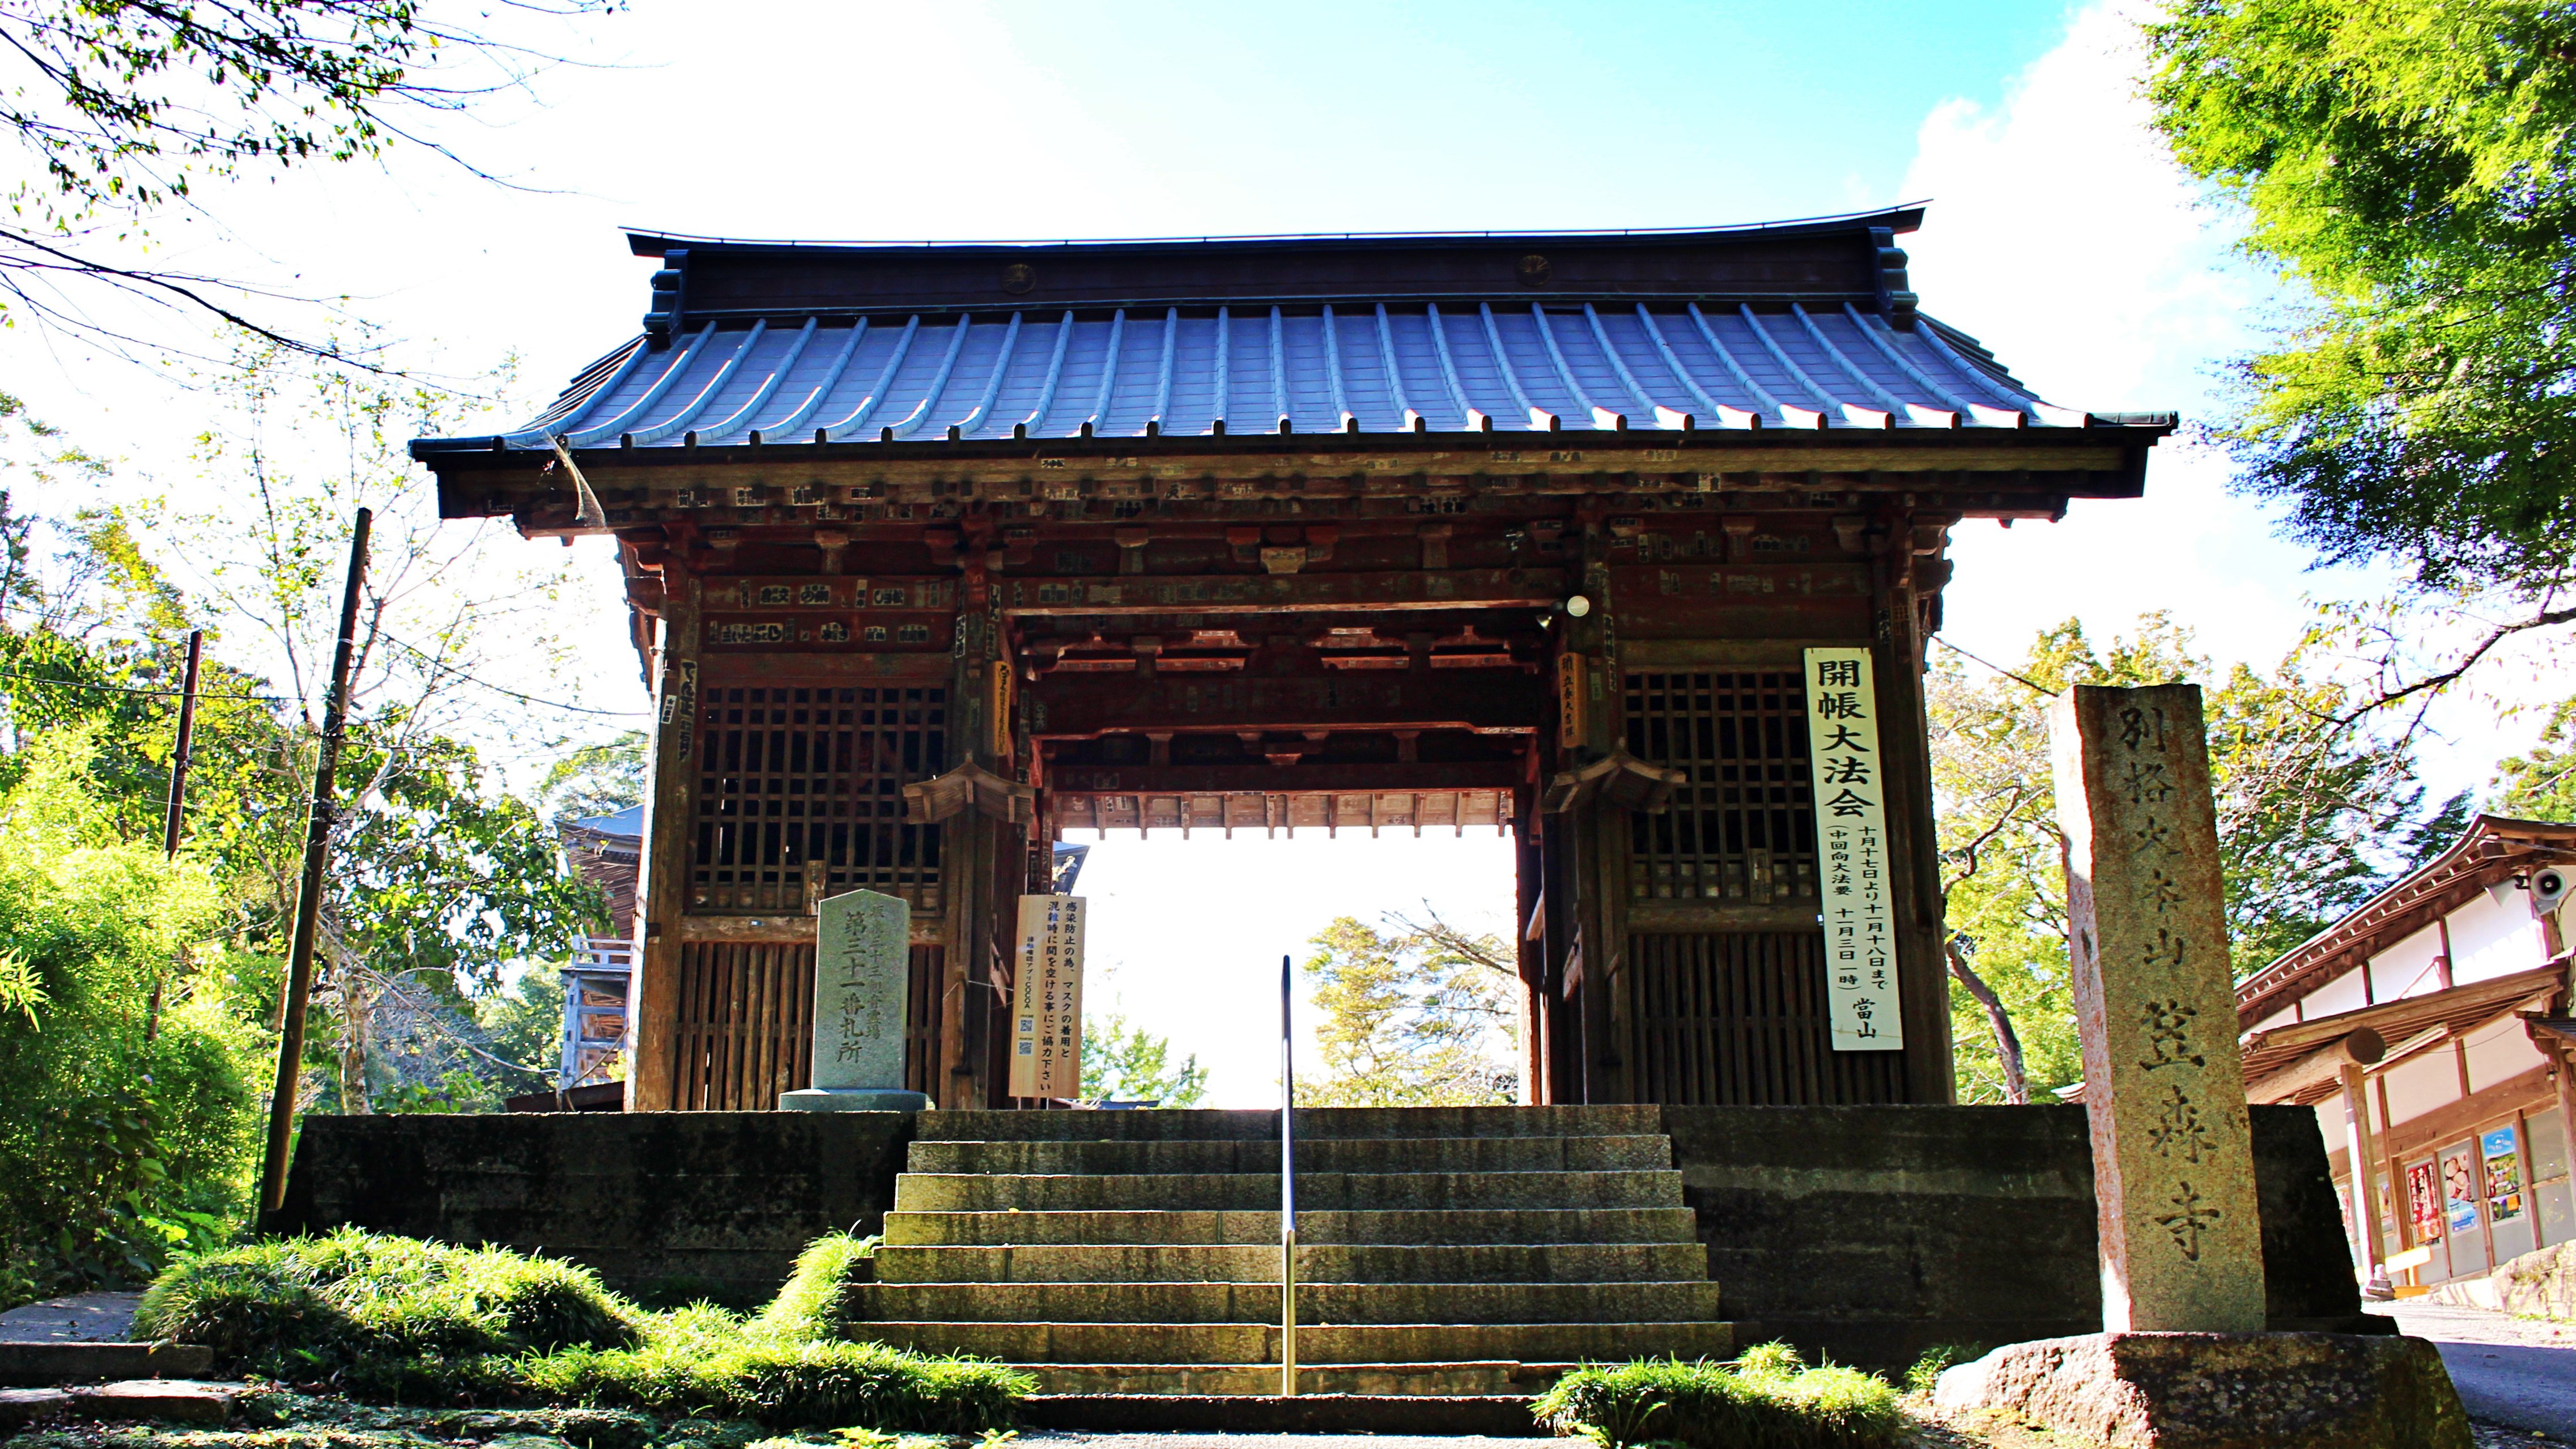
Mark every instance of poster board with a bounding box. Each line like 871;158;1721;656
1009;894;1086;1098
1803;647;1902;1051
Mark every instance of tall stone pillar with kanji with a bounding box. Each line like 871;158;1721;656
2051;683;2267;1333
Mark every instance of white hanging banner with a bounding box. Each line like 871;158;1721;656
1009;894;1086;1098
1803;647;1902;1051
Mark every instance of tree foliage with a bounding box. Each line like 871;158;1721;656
0;726;258;1308
1299;913;1517;1108
0;374;611;1305
0;0;615;358
2492;692;2576;820
1078;1013;1208;1108
2146;1;2576;590
1932;614;2459;1103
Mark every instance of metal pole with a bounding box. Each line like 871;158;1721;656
1281;951;1297;1398
258;509;371;1218
143;630;203;1044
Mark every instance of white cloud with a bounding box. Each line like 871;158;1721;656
1899;5;2379;673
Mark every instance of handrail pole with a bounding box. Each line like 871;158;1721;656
1280;951;1297;1397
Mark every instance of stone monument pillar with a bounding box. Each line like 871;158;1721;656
780;888;933;1111
1932;683;2471;1449
2051;682;2265;1332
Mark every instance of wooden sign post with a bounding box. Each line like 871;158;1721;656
1010;894;1086;1099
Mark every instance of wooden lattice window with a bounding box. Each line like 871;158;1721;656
1622;671;1818;902
670;940;945;1110
673;941;813;1111
692;685;947;914
1628;931;1906;1105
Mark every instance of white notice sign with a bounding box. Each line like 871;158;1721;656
1804;647;1902;1051
1009;894;1086;1098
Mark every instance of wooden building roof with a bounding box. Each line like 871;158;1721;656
2233;814;2576;1031
412;209;2165;461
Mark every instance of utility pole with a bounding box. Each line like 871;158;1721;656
143;630;203;1044
162;629;202;858
258;510;371;1219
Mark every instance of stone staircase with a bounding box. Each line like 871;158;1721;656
857;1104;1733;1410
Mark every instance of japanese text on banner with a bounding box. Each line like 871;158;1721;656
1804;647;1902;1051
1009;894;1086;1098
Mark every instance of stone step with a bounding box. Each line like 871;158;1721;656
0;1342;212;1387
861;1318;1734;1364
906;1134;1670;1176
873;1241;1708;1285
882;1207;1704;1247
1017;1392;1549;1435
1015;1360;1572;1397
847;1279;1723;1324
916;1104;1662;1142
893;1169;1686;1213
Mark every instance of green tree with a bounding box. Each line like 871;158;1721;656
1933;614;2455;1103
1078;1014;1208;1107
1300;913;1517;1108
2145;2;2576;680
2492;695;2576;821
538;730;649;824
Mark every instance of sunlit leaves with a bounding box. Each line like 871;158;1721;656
2146;0;2576;588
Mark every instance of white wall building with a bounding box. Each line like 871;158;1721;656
2235;816;2576;1290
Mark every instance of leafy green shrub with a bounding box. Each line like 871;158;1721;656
0;729;261;1310
136;1230;1027;1433
754;1233;879;1343
1533;1345;1906;1449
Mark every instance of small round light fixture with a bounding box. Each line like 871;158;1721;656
1564;594;1592;618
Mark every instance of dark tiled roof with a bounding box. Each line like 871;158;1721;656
414;213;2147;457
447;303;2077;452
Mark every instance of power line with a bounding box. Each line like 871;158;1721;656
380;635;650;718
1931;634;2061;697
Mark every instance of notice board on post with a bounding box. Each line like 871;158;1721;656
1803;647;1902;1051
1009;894;1086;1098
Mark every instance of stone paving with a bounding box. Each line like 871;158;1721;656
2371;1300;2576;1442
0;1294;141;1344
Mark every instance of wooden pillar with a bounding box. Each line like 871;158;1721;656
1869;506;1955;1103
1569;522;1630;1102
1515;816;1545;1106
2549;1038;2576;1222
2340;1062;2388;1282
630;574;701;1112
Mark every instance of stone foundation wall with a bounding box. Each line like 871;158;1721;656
267;1111;917;1304
270;1103;2366;1359
1661;1103;2373;1367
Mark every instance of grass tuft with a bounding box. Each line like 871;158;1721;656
1532;1344;1906;1449
753;1233;879;1344
133;1228;1026;1431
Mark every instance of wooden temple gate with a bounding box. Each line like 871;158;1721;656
414;207;2169;1111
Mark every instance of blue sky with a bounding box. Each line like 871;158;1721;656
15;0;2547;1103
